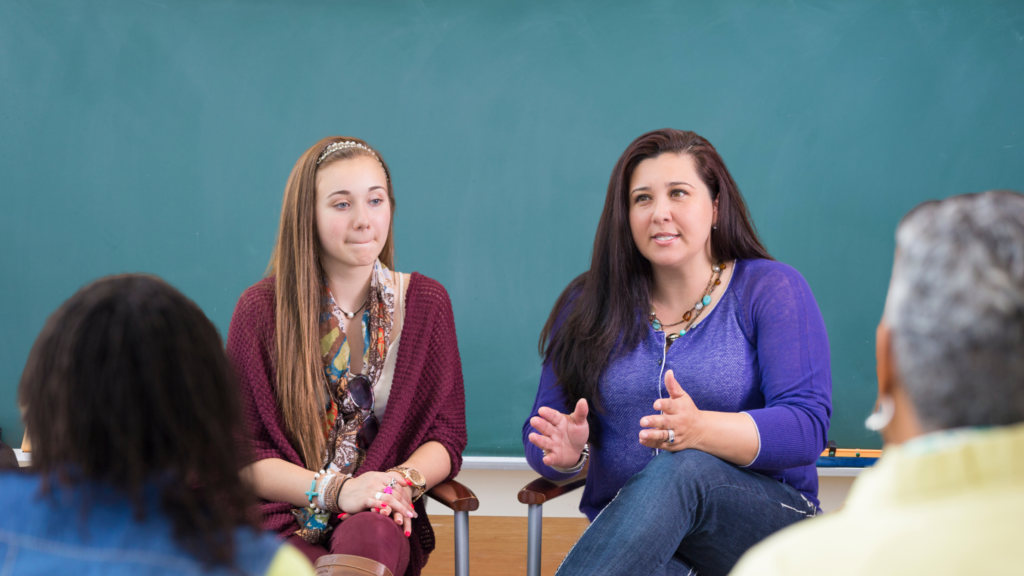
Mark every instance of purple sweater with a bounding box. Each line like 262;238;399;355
523;259;832;520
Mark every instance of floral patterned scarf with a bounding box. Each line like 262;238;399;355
293;260;397;543
320;260;397;474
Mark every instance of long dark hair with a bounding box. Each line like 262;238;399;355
19;274;257;567
539;129;771;442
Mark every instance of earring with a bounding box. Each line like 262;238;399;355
712;225;718;230
864;394;896;431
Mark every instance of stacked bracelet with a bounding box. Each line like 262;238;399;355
322;473;352;513
315;471;337;512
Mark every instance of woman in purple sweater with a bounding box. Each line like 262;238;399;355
524;129;832;576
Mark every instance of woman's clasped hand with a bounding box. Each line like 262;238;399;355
333;471;418;535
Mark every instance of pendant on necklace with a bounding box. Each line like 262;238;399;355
652;318;662;330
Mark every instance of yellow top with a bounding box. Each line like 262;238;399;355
265;543;315;576
731;422;1024;576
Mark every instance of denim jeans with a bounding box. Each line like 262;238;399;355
556;449;818;576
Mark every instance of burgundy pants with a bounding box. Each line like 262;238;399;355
287;511;410;575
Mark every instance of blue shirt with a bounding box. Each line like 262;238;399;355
0;472;282;575
523;259;833;519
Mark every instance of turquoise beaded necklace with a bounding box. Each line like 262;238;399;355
650;262;726;345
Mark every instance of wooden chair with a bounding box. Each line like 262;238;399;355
426;479;479;576
517;468;587;576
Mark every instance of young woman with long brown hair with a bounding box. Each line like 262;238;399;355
524;129;832;576
228;137;466;576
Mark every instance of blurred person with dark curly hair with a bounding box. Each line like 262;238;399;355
0;274;313;575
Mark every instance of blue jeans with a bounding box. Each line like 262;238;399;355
556;449;817;576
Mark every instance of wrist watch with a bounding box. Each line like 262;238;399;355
551;443;589;474
388;467;427;501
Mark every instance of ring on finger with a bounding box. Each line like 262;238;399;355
667;429;675;444
374;492;384;500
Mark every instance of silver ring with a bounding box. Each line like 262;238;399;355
667;429;675;444
388;478;400;489
374;491;384;500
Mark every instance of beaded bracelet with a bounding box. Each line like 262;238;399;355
306;469;327;513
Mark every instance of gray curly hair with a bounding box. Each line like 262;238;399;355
885;190;1024;431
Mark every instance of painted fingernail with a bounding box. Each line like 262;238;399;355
405;480;414;486
338;513;347;519
405;531;411;537
406;511;414;518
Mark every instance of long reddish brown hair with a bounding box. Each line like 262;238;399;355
267;136;396;469
539;129;771;443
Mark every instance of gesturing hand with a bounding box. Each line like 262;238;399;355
528;398;590;469
639;370;705;452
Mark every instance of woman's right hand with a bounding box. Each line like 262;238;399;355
338;471;417;522
528;398;590;469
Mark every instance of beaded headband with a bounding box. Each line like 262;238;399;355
316;141;388;181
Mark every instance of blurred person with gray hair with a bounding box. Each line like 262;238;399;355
731;190;1024;576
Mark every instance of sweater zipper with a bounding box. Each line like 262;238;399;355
654;331;667;457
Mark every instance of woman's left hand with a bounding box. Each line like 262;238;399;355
382;471;416;538
639;370;706;452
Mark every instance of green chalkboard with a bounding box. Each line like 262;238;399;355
2;0;1023;456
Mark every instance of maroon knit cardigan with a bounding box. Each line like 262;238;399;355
226;273;467;576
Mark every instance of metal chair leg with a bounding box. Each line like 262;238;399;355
454;509;470;576
527;503;543;576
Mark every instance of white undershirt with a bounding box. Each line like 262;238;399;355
372;271;407;419
374;334;400;419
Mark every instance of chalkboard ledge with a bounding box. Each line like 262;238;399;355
462;456;865;476
10;453;866;476
463;456;534;470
